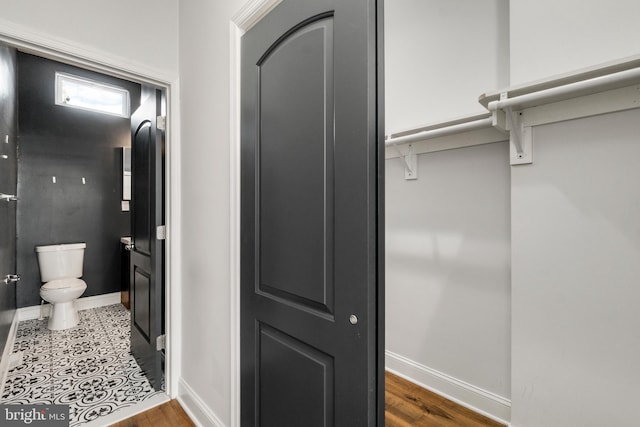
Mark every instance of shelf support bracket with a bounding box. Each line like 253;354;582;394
500;93;533;165
388;139;418;180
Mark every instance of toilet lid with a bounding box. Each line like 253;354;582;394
42;278;86;290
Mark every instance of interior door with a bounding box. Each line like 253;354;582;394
240;0;383;425
0;45;18;355
130;86;165;391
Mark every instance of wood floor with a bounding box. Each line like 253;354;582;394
385;372;505;427
113;374;504;427
109;400;194;427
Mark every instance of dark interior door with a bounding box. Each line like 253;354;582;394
130;86;165;391
0;45;18;354
241;0;383;425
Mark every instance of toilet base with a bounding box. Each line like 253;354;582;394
48;301;80;330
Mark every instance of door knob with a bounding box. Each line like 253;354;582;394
125;243;135;251
0;193;18;202
3;274;21;285
349;314;358;325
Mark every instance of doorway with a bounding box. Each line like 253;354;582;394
0;37;175;425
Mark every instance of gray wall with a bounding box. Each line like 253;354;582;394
16;53;141;308
0;45;18;354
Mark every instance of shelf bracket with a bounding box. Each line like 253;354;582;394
500;93;533;165
388;139;418;180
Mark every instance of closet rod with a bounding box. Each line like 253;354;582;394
488;66;640;111
385;117;494;146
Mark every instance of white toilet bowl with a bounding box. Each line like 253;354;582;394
40;278;87;330
35;243;87;330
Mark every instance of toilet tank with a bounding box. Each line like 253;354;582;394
35;243;86;282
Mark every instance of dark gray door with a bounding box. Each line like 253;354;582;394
241;0;384;425
0;45;18;354
130;86;165;391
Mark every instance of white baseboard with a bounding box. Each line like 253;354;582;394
17;292;122;321
0;310;20;400
178;378;225;427
385;350;511;424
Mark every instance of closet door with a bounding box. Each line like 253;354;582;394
240;0;384;425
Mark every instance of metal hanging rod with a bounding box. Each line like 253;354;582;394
487;67;640;112
385;115;495;147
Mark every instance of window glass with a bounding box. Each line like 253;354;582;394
55;72;130;118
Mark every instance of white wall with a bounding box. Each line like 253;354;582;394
0;0;178;78
385;142;511;418
388;2;640;426
508;2;640;426
384;0;509;134
510;0;640;84
178;0;243;425
510;109;640;427
384;0;512;421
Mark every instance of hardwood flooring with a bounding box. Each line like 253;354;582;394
385;371;505;427
113;374;504;427
109;400;194;427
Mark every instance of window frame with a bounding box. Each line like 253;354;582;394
55;71;131;118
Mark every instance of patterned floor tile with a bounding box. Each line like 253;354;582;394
1;304;164;426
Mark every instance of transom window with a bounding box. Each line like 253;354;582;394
55;72;130;118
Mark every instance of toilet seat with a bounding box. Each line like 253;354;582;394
42;278;86;290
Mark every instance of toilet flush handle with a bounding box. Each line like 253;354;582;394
3;274;20;285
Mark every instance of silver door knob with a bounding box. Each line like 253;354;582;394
0;193;18;202
125;243;135;251
349;314;358;325
3;274;20;285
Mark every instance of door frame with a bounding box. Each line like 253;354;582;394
229;0;384;425
0;24;181;399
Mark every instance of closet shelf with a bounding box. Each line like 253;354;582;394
384;112;508;160
386;55;640;167
479;54;640;110
482;55;640;165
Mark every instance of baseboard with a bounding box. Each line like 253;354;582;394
0;310;19;400
17;292;121;321
178;378;225;427
385;350;511;424
76;292;121;311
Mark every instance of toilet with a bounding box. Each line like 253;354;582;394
35;243;87;330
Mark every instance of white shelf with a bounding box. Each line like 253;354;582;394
385;112;507;160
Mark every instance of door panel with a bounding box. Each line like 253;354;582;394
241;0;383;425
258;17;334;314
133;269;151;339
259;324;334;427
133;122;151;255
130;86;164;391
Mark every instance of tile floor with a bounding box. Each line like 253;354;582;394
1;304;164;426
